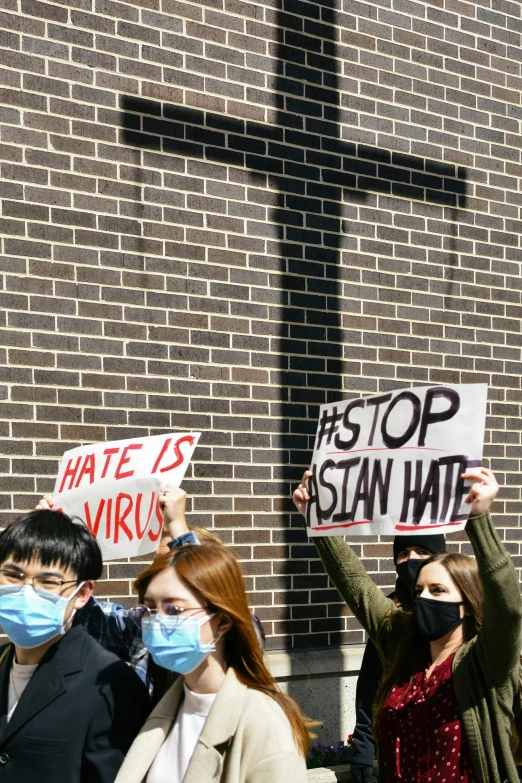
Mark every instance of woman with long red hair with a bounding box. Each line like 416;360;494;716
115;543;309;783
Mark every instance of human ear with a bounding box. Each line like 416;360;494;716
216;612;233;636
73;580;94;610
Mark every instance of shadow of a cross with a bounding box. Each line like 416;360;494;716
118;0;468;664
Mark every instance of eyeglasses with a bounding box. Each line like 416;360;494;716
129;604;209;629
0;568;78;596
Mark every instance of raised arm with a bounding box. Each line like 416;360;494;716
294;472;397;644
159;485;192;543
463;468;522;686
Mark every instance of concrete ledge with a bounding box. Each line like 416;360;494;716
307;764;352;782
307;764;378;782
264;645;366;745
265;645;365;680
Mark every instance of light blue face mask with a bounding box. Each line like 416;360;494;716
0;582;84;649
142;612;218;674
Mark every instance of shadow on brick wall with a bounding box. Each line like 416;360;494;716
119;0;467;662
119;0;469;744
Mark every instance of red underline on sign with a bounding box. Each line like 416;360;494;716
325;447;449;455
311;519;372;531
394;521;462;531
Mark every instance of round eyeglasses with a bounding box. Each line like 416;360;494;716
0;568;78;596
129;604;209;629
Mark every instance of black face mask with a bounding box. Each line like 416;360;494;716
396;559;423;590
414;597;464;641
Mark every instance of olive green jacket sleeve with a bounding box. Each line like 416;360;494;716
453;513;522;783
465;512;522;687
312;535;399;646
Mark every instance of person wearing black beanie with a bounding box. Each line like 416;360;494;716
393;534;446;609
349;534;447;782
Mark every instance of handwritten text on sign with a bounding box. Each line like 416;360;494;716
53;432;200;560
306;384;487;537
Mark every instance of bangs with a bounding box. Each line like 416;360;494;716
0;510;103;582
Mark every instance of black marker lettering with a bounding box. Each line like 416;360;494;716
367;393;392;446
332;456;361;523
317;459;338;521
400;460;423;523
368;458;393;517
381;391;422;449
334;399;364;451
413;459;440;525
306;464;319;527
350;457;370;520
418;387;460;447
451;458;480;522
438;455;465;523
316;407;344;448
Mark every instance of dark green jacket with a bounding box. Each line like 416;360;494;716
313;513;522;783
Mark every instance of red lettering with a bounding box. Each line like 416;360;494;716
105;498;112;541
74;453;96;488
114;494;134;543
101;448;120;479
115;444;143;480
151;438;172;473
135;492;156;540
84;498;106;537
147;498;163;542
58;456;82;493
153;435;195;474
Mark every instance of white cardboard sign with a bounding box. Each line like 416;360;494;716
306;384;487;538
53;432;200;560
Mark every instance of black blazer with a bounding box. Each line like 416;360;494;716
0;624;150;783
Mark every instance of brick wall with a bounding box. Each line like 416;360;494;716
0;0;521;652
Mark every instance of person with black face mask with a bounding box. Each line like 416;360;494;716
294;467;522;783
349;535;446;782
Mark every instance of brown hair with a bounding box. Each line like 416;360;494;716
135;552;176;703
159;525;224;546
372;552;483;735
134;544;311;756
188;525;223;546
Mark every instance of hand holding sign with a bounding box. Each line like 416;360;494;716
35;494;54;511
305;384;488;537
293;471;312;517
462;467;498;517
158;485;188;540
53;432;200;560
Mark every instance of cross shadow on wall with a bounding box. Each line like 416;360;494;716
120;0;467;744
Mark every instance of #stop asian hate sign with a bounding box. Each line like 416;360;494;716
53;432;200;560
306;384;487;538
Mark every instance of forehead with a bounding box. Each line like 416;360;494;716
416;560;454;585
145;566;203;605
0;557;74;579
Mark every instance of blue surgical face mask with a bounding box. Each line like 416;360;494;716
142;612;218;674
0;583;84;649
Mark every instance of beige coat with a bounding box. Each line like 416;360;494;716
115;667;307;783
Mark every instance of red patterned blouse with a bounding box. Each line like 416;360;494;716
378;652;477;782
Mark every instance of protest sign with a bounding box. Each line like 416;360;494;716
53;432;200;560
306;384;487;538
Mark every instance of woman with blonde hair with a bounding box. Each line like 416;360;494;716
294;466;522;783
115;543;309;783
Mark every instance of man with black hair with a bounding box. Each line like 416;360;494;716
36;486;197;683
349;534;446;783
0;508;150;783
